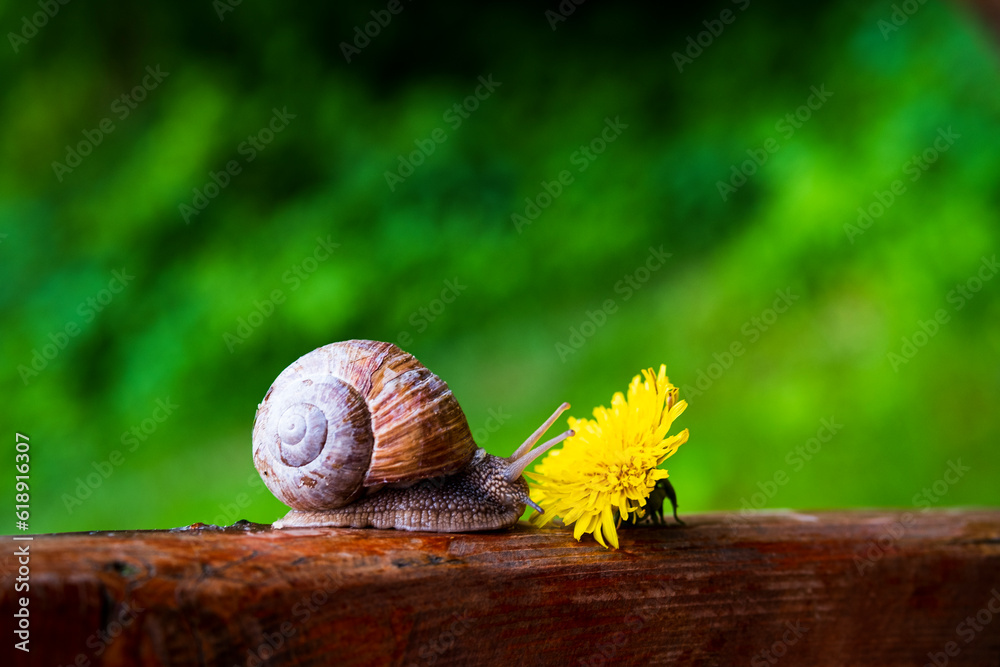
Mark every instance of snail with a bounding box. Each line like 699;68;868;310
252;339;573;532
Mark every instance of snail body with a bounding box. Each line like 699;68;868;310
252;340;571;532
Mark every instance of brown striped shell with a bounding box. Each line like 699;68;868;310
252;340;477;511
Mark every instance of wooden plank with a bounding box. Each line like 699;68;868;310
3;509;999;666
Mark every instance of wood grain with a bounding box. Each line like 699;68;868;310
3;509;999;666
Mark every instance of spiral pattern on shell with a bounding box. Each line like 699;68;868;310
252;340;477;511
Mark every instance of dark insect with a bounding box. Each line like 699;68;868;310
624;478;684;526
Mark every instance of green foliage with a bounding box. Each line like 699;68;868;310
1;2;997;533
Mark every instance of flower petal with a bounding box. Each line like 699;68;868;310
526;364;690;549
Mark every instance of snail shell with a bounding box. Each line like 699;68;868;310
252;340;476;511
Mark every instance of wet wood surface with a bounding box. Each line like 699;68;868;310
3;509;999;666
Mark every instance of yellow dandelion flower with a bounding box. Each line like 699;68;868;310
527;365;688;549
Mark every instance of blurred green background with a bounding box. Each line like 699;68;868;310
1;1;998;534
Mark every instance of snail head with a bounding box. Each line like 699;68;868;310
493;402;574;513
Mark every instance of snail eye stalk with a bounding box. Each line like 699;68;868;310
510;402;570;461
504;428;574;482
524;497;544;514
